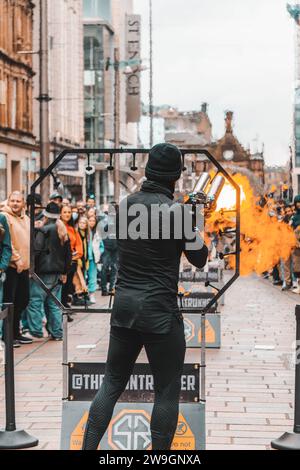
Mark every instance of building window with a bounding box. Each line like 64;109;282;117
84;27;105;149
21;155;37;197
0;153;7;202
0;79;6;105
22;157;29;195
83;0;112;22
11;78;17;129
84;36;103;70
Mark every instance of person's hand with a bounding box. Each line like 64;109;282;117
35;220;44;229
60;274;67;284
15;259;24;273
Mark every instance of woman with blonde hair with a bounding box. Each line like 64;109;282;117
87;215;104;304
74;216;90;305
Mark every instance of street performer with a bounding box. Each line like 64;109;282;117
82;143;208;450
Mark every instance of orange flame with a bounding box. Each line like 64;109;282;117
206;173;296;276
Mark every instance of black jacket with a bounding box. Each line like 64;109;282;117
111;180;208;334
34;220;72;275
100;217;118;252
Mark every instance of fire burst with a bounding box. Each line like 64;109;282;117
206;173;296;276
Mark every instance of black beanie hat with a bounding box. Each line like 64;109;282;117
145;143;183;182
43;202;60;219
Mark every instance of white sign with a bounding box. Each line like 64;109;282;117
126;14;141;123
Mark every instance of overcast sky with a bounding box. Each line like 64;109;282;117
133;0;295;166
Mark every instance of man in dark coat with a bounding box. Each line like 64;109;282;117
83;143;208;450
100;216;118;296
23;202;72;341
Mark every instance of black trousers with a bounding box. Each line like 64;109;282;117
82;317;186;450
100;250;118;292
61;262;77;306
3;267;30;339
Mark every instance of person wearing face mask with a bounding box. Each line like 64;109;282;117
71;206;79;224
60;205;83;309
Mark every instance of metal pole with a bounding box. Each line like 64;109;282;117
113;48;120;203
295;305;300;434
289;145;294;203
0;305;39;449
271;304;300;450
4;305;16;432
200;313;206;403
38;0;51;204
149;0;153;148
63;312;69;400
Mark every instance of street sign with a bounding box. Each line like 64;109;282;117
56;153;79;172
68;363;200;403
60;401;205;451
183;314;221;349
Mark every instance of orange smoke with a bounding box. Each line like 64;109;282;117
206;173;296;276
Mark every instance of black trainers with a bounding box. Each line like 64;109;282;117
13;340;21;348
72;295;86;306
17;335;33;344
102;291;109;297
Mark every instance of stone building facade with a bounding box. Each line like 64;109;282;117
0;0;36;200
32;0;85;201
200;111;265;187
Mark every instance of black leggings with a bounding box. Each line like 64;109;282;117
3;268;29;339
82;317;186;450
61;262;77;306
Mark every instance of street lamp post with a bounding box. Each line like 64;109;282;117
38;0;51;204
149;0;154;148
17;1;51;204
113;48;120;203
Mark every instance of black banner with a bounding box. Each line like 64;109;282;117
68;363;199;403
179;270;219;282
178;292;217;312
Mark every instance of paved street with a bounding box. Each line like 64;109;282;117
0;274;298;450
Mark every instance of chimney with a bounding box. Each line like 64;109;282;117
201;102;208;113
225;111;233;133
